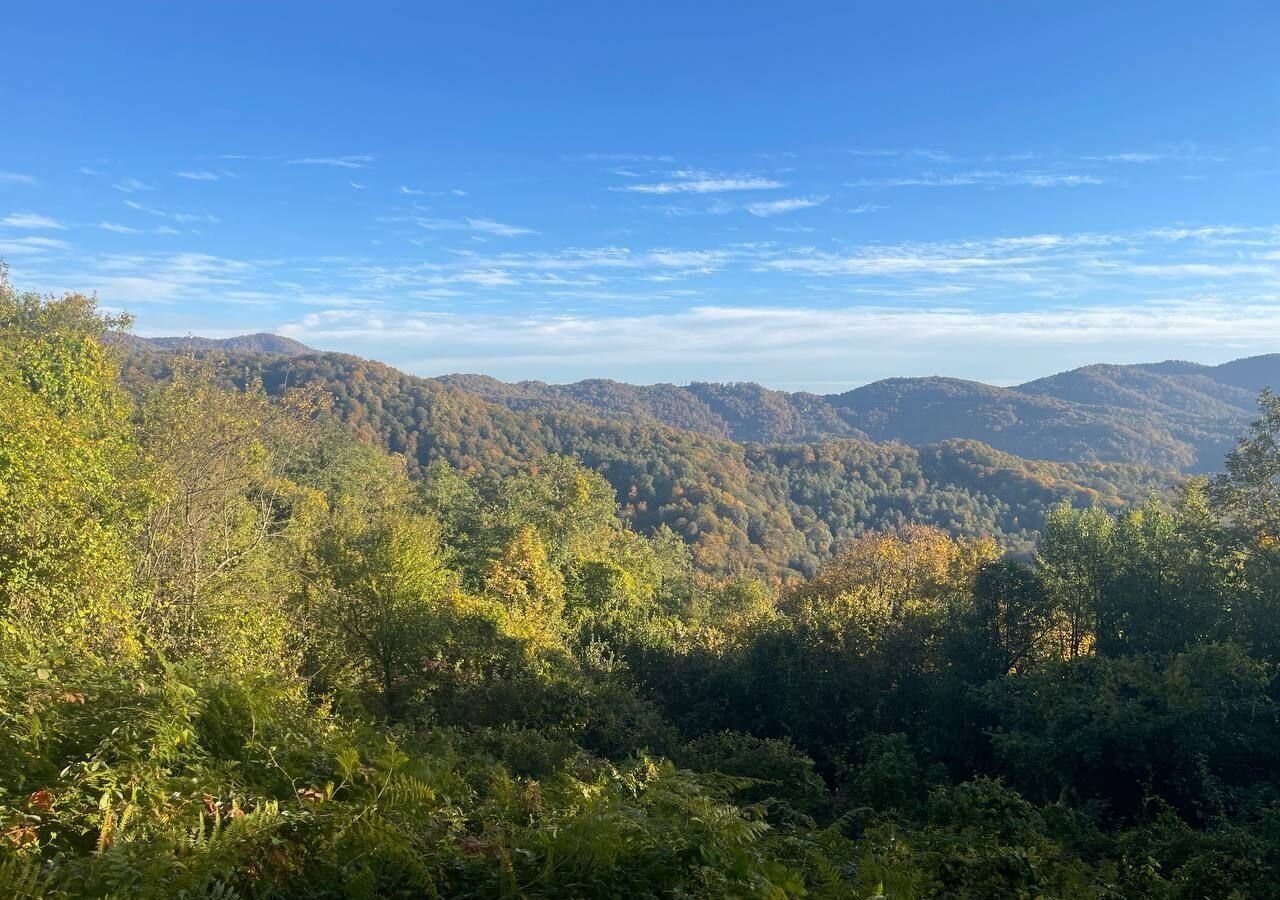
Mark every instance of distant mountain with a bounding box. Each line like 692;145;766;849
446;359;1279;472
1197;353;1280;393
120;346;1172;577
448;356;1280;472
1019;364;1256;417
436;375;867;444
116;332;314;356
826;376;1192;469
122;331;1280;472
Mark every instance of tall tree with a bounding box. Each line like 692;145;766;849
1035;503;1117;658
136;362;323;675
314;510;455;716
1211;389;1280;656
0;276;144;651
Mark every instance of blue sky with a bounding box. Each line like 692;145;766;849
2;2;1279;389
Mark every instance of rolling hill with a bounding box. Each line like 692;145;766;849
125;334;1279;473
443;355;1280;471
116;332;313;356
121;340;1177;578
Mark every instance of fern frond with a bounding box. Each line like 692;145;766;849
0;853;50;900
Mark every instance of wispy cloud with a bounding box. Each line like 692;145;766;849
0;172;36;186
415;217;536;237
469;218;535;237
123;199;219;224
578;152;675;163
747;196;825;217
982;171;1106;187
912;149;954;162
1;213;64;229
333;223;1280;311
850;170;1104;189
0;236;68;255
1087;144;1227;165
176;170;221;181
97;222;142;234
616;170;785;194
113;178;155;193
767;249;1033;277
761;225;1280;291
847;147;953;162
273;295;1280;388
287;155;374;169
1092;262;1273;278
350;181;367;189
9;208;1271;388
1084;152;1166;163
399;185;425;195
73;252;259;305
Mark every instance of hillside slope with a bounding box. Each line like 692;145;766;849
450;355;1280;471
118;332;314;356
124;346;1172;577
129;332;1278;471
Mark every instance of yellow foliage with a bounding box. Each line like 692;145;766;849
484;525;566;652
786;524;997;630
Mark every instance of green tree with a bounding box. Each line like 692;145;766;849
1035;503;1118;658
314;510;455;716
1106;491;1230;655
960;560;1055;678
484;524;567;653
1211;389;1280;657
136;362;323;676
0;277;145;653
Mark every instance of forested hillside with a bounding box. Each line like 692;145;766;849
131;334;1280;472
436;374;868;444
115;332;313;357
123;347;1171;577
8;284;1280;898
447;354;1280;470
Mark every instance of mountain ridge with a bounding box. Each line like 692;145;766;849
119;343;1173;577
125;333;1280;472
118;332;313;356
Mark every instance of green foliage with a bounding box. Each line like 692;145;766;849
9;283;1280;897
984;644;1279;820
1211;389;1280;656
123;348;1173;579
678;731;830;819
0;278;145;654
136;361;325;677
311;510;456;717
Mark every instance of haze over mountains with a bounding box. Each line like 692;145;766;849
133;333;1278;473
